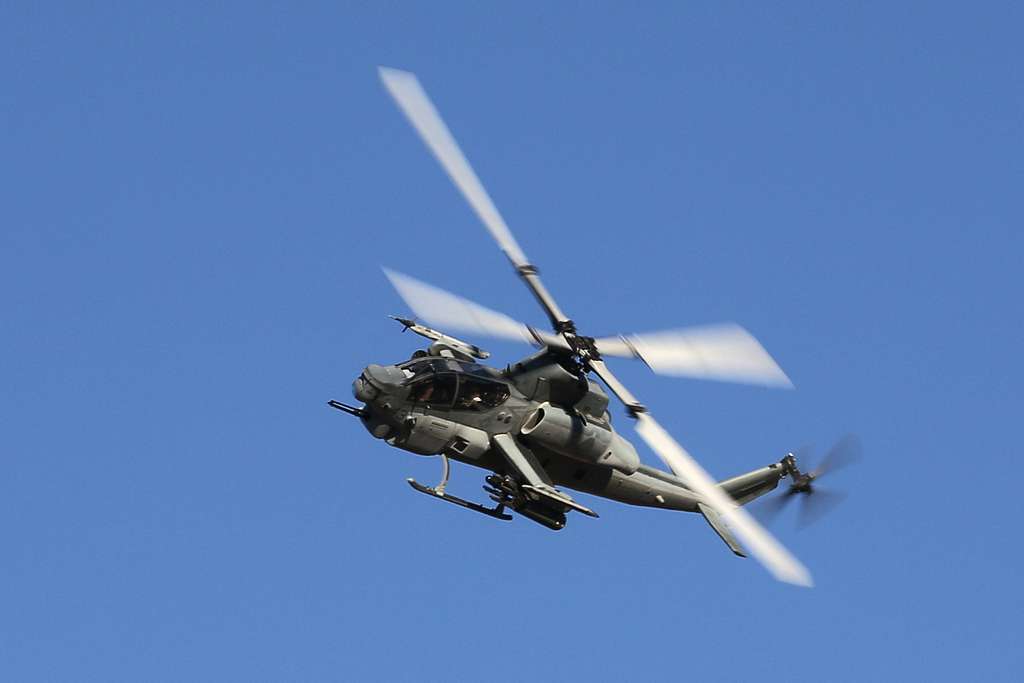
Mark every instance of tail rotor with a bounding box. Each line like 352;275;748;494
765;435;862;528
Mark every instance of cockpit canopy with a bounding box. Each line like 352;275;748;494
400;358;510;411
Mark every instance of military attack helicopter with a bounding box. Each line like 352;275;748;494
329;67;858;587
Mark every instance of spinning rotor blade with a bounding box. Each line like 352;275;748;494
595;325;793;388
382;268;567;350
634;414;813;587
758;436;861;530
378;67;571;330
588;360;813;587
797;489;847;529
756;488;797;524
378;67;527;268
811;434;862;478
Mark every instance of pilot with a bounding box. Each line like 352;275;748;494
415;383;434;402
459;385;485;410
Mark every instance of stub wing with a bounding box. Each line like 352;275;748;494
491;434;598;519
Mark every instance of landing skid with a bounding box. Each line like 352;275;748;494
406;455;512;521
407;479;513;521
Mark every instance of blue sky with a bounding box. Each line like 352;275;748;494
2;3;1021;680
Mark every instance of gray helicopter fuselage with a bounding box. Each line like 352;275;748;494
352;349;784;512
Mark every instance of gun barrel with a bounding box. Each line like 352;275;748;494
327;399;364;417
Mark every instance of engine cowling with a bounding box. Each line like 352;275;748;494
520;402;640;474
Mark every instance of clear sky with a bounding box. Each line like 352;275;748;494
3;3;1022;681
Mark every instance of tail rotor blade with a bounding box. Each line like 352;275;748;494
797;489;848;529
812;435;862;478
755;488;797;525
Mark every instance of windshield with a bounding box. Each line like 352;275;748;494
408;374;456;409
453;376;509;411
407;372;509;412
401;358;495;382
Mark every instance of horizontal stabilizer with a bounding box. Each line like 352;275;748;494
698;502;747;557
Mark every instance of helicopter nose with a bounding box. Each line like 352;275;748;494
359;364;406;392
353;364;402;401
352;372;378;403
350;364;408;441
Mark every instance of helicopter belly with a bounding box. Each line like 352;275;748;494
541;455;700;512
587;469;700;511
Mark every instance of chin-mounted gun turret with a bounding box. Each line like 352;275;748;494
390;316;490;361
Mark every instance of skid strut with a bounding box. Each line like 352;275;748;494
407;455;513;521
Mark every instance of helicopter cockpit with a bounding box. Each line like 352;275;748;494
400;358;511;412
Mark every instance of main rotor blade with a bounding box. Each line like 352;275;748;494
378;67;571;330
754;489;797;525
587;359;812;587
379;67;528;267
594;325;794;388
382;268;567;350
635;414;813;586
797;489;847;529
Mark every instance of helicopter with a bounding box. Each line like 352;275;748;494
329;67;857;587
